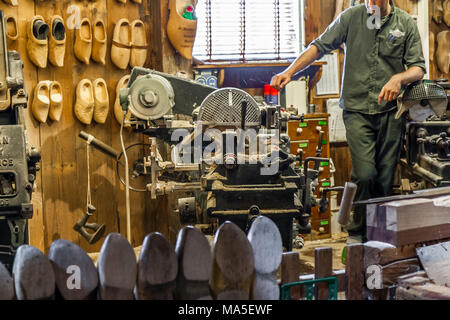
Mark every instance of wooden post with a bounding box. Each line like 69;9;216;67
314;247;333;300
345;243;365;300
281;252;302;300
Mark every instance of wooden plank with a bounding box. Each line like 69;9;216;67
368;197;450;246
281;252;301;300
364;241;417;268
345;243;365;300
210;221;254;300
314;247;332;300
175;226;212;300
380;258;422;287
417;241;450;287
396;283;450;300
397;271;430;287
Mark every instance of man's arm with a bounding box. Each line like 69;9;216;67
270;45;321;91
378;66;425;105
271;8;352;91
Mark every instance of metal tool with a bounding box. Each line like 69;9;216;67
73;204;106;245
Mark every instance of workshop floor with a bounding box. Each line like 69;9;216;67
296;232;348;275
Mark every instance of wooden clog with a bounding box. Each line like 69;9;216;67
49;15;66;67
93;78;109;124
74;79;95;125
433;0;444;24
26;15;49;68
32;80;50;123
436;30;450;74
49;81;63;121
111;19;131;69
74;18;92;65
444;0;450;27
167;0;198;60
92;18;107;65
130;19;147;68
5;15;18;41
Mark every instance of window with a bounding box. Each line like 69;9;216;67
193;0;301;63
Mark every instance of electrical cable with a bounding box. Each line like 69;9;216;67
120;112;132;243
116;143;150;192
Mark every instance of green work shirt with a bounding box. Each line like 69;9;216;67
310;2;426;114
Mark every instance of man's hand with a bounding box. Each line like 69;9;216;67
270;72;292;91
378;74;402;105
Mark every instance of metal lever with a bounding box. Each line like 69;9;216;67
73;204;106;245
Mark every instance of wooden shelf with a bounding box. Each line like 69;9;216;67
193;61;326;70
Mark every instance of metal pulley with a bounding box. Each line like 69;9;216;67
121;73;175;121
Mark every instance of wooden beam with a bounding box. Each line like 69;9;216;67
364;241;417;268
281;252;301;300
379;258;422;287
345;244;365;300
314;247;332;300
416;241;450;287
367;197;450;246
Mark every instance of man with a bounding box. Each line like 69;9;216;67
271;0;426;242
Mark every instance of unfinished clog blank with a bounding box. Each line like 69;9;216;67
93;78;109;124
130;19;148;68
136;233;178;300
97;233;137;300
48;239;98;300
210;221;254;300
92;19;107;65
27;15;49;68
167;0;198;59
49;81;63;121
32;81;51;123
111;19;131;69
12;245;55;300
74;18;92;65
74;79;95;125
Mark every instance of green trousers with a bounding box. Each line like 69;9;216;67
342;109;404;241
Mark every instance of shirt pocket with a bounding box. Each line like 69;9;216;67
379;36;405;61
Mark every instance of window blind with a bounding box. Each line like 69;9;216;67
193;0;301;62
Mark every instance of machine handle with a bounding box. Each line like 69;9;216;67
79;131;120;159
337;182;357;225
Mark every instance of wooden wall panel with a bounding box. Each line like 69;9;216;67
0;0;171;254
